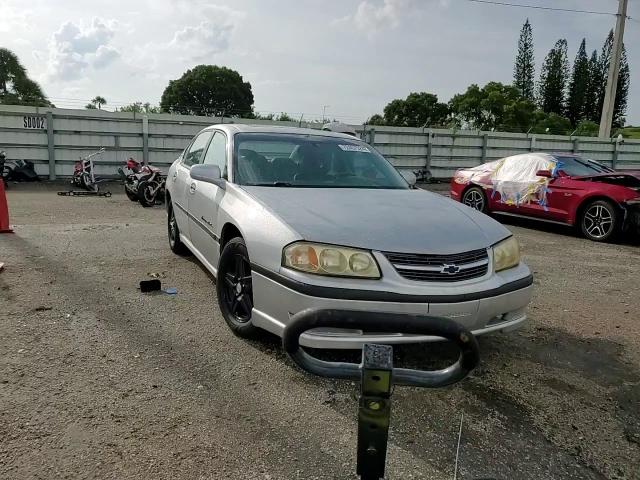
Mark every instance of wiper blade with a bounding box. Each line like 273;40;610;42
248;181;294;187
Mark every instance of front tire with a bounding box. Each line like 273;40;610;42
138;181;156;207
125;186;139;201
580;199;619;242
216;237;258;338
462;186;488;213
167;201;190;255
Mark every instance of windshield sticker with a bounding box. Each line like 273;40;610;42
338;144;370;153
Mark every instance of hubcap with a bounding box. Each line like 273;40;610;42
223;253;253;322
463;190;485;211
584;205;613;239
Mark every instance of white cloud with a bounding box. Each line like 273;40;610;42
168;5;242;60
333;0;415;36
46;17;120;81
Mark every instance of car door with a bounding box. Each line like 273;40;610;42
170;130;213;241
187;130;228;271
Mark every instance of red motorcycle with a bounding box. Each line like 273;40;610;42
118;158;164;206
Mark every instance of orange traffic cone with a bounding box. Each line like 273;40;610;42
0;180;13;233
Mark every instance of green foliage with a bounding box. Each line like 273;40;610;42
513;19;535;101
0;48;52;107
538;39;569;115
566;39;590;126
118;102;160;114
620;126;640;139
380;92;449;127
449;82;534;131
366;114;386;126
530;111;572;135
613;46;630;128
85;103;97;109
573;120;599;137
275;112;294;122
160;65;254;117
584;49;602;122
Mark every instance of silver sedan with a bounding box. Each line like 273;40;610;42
166;124;533;349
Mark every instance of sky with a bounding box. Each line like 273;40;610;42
3;0;640;125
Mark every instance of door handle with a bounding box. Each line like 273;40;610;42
189;182;196;194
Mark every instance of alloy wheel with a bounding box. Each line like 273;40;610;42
463;189;485;211
221;253;253;322
583;204;613;239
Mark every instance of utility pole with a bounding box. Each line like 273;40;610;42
599;0;628;138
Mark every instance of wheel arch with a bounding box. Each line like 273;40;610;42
219;222;243;252
573;195;622;225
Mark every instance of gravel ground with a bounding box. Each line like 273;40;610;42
1;182;639;480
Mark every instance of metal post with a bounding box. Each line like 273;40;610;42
481;134;488;164
599;0;628;138
46;111;55;180
612;139;620;170
142;115;149;165
572;137;580;154
530;135;536;152
368;128;376;147
426;130;433;173
357;343;392;480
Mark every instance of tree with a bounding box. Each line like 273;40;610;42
449;82;534;131
160;65;254;117
276;112;293;122
0;48;52;107
93;96;107;109
366;114;386;126
573;120;599;137
566;39;590;126
531;111;572;135
513;19;535;101
538;39;569;115
379;92;449;127
613;46;630;128
584;49;602;122
118;102;160;114
594;30;630;129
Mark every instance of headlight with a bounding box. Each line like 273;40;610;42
283;242;381;278
493;236;520;272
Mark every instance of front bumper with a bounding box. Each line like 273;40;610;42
623;200;640;236
250;264;533;349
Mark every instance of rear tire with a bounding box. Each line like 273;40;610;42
125;187;139;201
216;237;258;338
462;186;488;213
580;199;619;242
167;201;190;255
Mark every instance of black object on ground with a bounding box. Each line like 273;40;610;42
57;190;112;197
140;279;161;292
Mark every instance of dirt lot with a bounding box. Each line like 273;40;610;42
1;183;639;480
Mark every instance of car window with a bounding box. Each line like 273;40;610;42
183;131;213;167
233;133;408;189
556;156;613;176
202;132;227;176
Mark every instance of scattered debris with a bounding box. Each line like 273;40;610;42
163;287;177;295
0;262;4;272
147;271;167;279
33;306;53;312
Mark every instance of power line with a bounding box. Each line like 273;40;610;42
466;0;619;16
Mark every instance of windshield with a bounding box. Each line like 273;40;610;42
555;155;615;176
233;133;409;189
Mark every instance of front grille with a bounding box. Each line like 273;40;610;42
383;248;489;282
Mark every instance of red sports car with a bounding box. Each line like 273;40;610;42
450;152;640;242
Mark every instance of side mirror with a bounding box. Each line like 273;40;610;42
190;164;225;187
400;170;417;186
536;169;552;178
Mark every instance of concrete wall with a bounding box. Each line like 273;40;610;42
1;104;639;179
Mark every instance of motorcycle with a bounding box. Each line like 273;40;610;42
72;148;106;192
118;158;148;202
137;168;166;207
1;150;40;184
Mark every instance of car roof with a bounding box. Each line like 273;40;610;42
203;123;360;140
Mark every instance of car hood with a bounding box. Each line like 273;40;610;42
241;187;511;254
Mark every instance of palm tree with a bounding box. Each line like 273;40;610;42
91;96;107;109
